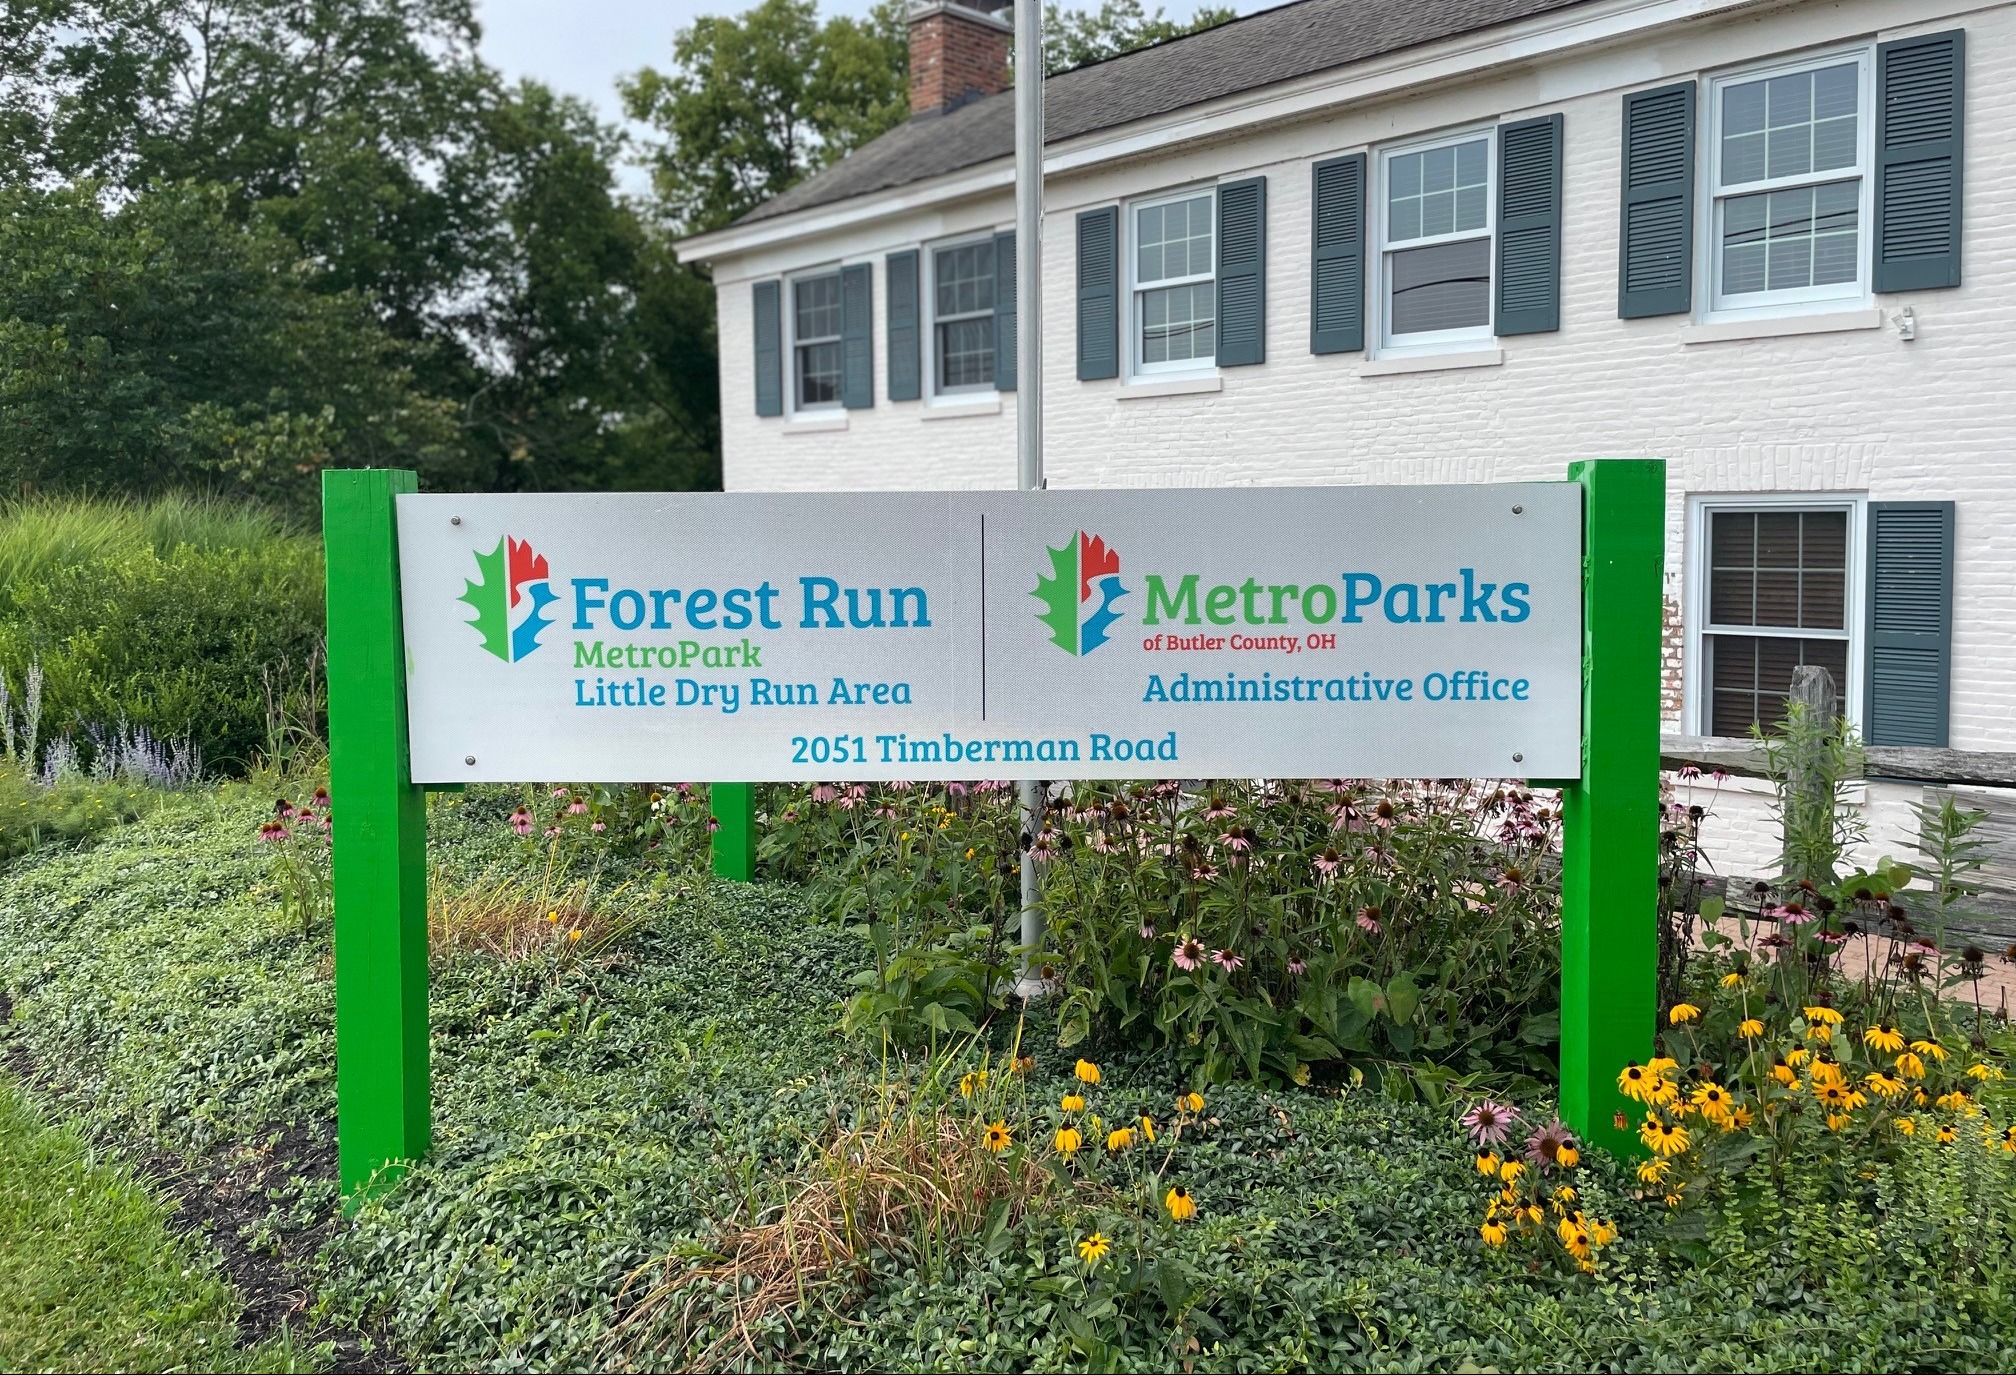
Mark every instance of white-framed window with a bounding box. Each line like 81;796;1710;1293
1376;127;1495;353
1685;494;1864;737
1704;47;1874;317
929;237;997;394
789;268;844;410
1127;187;1217;376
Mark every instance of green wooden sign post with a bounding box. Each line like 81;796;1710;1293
321;460;1661;1195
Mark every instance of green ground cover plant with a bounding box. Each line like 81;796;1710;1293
4;783;2015;1371
0;1074;309;1373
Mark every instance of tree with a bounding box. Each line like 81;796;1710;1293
1044;0;1235;74
626;0;1236;234
622;0;908;234
0;181;457;509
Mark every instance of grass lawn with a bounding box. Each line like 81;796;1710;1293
0;1073;309;1373
4;786;2016;1371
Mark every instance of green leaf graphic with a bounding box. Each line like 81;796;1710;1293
1032;540;1078;654
459;538;510;661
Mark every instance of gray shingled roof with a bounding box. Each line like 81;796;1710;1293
736;0;1594;227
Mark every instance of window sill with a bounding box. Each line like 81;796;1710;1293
1117;374;1223;400
921;396;1002;420
783;413;849;434
1680;308;1884;345
1360;348;1504;377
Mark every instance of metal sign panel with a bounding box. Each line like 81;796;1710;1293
395;485;1582;782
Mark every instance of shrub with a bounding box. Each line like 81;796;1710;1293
0;758;155;866
0;537;323;771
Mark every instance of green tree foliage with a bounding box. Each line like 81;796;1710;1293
625;0;1232;234
622;0;910;233
0;182;457;508
1;0;718;510
1044;0;1235;74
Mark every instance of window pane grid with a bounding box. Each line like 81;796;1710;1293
1706;509;1847;632
1140;282;1215;364
793;272;843;408
932;242;996;391
1711;56;1865;306
1135;195;1214;285
1387;138;1488;244
1707;633;1850;736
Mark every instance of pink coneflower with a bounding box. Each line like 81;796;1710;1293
1461;1099;1520;1147
544;825;561;838
274;798;296;820
312;786;331;809
1815;929;1849;946
1314;847;1341;879
1203;796;1236;822
1371;799;1398;829
945;781;969;797
1221;829;1252;854
889;780;914;792
1212;948;1244;972
294;807;315;827
1140;923;1157;941
590;820;606;833
674;782;695;799
567;798;588;815
510;807;534;836
1523;1118;1577;1169
1495;865;1525;894
1153;779;1182;797
1356;906;1383;936
1090;831;1118;854
838;785;868;810
781;808;798;823
1287;956;1307;977
257;820;288;843
811;784;838;803
551;787;569;799
1677;764;1701;780
1772;903;1818;926
1173;936;1206;971
706;816;721;832
1029;829;1061;862
874;804;899;820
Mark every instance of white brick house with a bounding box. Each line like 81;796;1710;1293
677;0;2004;877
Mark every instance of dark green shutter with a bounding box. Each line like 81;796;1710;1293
1496;114;1563;335
1876;29;1965;292
886;250;920;401
752;279;783;416
1216;176;1266;366
993;229;1017;392
1076;206;1119;381
1864;501;1955;747
1309;153;1365;354
1617;81;1694;319
839;263;873;410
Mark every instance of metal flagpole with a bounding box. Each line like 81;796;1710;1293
1014;0;1046;993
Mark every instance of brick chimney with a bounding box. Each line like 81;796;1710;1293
908;0;1013;116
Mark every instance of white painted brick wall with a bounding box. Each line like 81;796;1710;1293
709;0;2016;792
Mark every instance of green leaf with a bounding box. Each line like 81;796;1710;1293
1384;972;1419;1024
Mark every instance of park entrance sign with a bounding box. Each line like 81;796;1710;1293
394;486;1583;784
324;460;1664;1200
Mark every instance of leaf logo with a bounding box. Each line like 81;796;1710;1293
1033;531;1127;656
459;536;558;661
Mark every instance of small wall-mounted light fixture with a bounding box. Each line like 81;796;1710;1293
1893;306;1918;342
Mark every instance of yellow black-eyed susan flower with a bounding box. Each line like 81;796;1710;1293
1178;1090;1205;1113
1895;1051;1926;1080
1061;1093;1085;1112
1896;1116;1917;1136
1476;1151;1502;1177
1499;1160;1526;1183
1054;1126;1082;1155
1165;1185;1197;1221
1617;1063;1655;1102
1074;1059;1101;1084
1138;1115;1156;1144
983;1120;1011;1152
1720;971;1746;988
1913;1038;1949;1063
1641;1117;1690;1157
1557;1216;1593;1260
1668;1003;1701;1025
1864;1071;1906;1099
1770;1058;1798;1087
960;1070;988;1098
1556;1145;1580;1169
1738;1018;1765;1038
1105;1126;1136;1152
1636;1157;1669;1184
1938;1123;1959;1144
1968;1062;2005;1082
1803;1005;1844;1027
1480;1219;1508;1246
1690;1083;1735;1119
1864;1024;1905;1054
1077;1232;1110;1265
